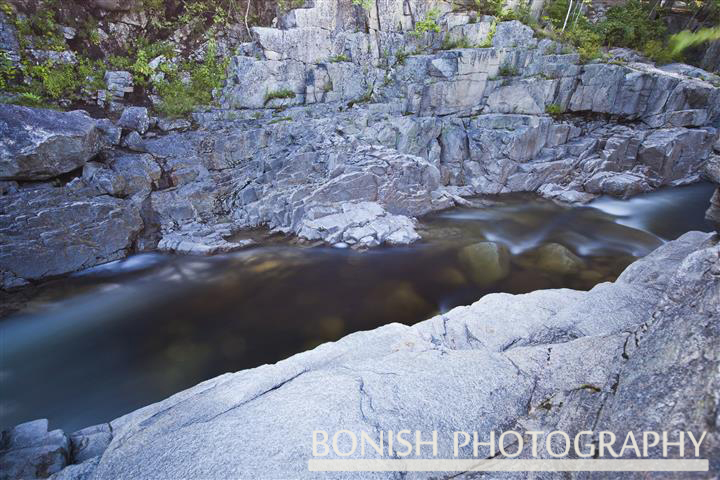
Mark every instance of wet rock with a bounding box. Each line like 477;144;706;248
0;185;143;288
704;154;720;183
297;201;420;248
0;105;103;180
118;107;151;134
532;242;585;274
706;188;720;233
0;419;69;479
457;241;511;287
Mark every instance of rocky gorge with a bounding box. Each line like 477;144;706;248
1;0;720;478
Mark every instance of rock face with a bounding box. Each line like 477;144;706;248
0;183;143;288
15;231;716;479
0;105;104;180
1;0;720;287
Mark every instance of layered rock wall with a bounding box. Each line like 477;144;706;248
1;0;719;288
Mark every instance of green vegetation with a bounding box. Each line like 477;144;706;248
352;0;374;10
155;40;229;118
478;19;498;48
441;36;476;50
670;26;720;55
328;54;351;63
268;116;293;124
498;64;519;76
264;88;296;105
395;49;409;65
412;8;441;36
545;103;564;116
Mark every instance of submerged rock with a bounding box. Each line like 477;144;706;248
532;242;585;275
457;241;511;287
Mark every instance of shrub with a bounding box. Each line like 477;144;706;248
264;88;296;104
596;0;665;48
473;0;504;16
564;26;601;63
328;54;350;62
441;36;474;50
545;103;563;116
412;8;441;36
642;39;678;65
156;39;229;117
498;64;519;76
352;0;373;10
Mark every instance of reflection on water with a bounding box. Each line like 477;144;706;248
0;182;714;432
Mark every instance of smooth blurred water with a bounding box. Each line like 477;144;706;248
0;182;714;432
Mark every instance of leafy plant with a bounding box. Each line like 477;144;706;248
412;8;441;36
596;0;666;48
352;0;373;10
441;36;474;50
473;0;504;16
395;49;409;65
669;27;720;55
564;26;601;63
478;19;497;48
156;39;229;118
264;88;296;104
545;103;564;116
498;64;519;76
328;54;351;62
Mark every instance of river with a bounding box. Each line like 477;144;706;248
0;182;714;432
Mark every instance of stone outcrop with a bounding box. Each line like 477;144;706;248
7;231;715;479
0;105;105;180
1;0;719;289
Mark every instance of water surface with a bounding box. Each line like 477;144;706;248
0;182;714;432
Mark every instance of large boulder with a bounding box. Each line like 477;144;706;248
0;419;69;479
0;185;143;289
457;241;511;286
0;105;104;181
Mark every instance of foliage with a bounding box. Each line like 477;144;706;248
478;19;497;48
12;92;46;108
0;52;15;91
642;39;678;64
441;36;475;50
264;88;296;104
155;40;229;117
498;64;519;76
596;0;666;48
545;103;564;116
412;8;441;36
669;27;720;55
564;25;601;62
328;54;351;62
352;0;374;10
473;0;505;16
395;49;409;65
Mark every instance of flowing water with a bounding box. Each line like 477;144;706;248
0;182;715;432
